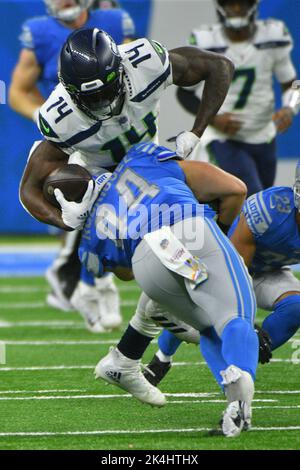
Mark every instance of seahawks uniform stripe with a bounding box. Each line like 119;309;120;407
254;40;292;50
49;121;102;150
206;218;243;319
131;65;171;103
206;47;228;53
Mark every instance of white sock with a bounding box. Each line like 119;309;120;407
156;350;172;363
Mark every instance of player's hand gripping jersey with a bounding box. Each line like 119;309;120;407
37;39;172;170
238;186;300;273
190;19;295;144
20;8;135;97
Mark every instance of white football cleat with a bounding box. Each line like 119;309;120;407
95;275;122;330
221;401;244;437
95;348;166;407
71;281;106;333
220;365;254;437
45;267;74;312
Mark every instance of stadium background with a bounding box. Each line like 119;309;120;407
0;0;299;234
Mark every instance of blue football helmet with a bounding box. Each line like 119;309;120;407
44;0;93;23
59;28;124;120
215;0;259;30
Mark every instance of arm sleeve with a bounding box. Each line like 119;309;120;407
242;191;275;241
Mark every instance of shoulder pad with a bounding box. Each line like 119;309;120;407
120;39;171;102
255;19;293;49
243;187;293;238
38;84;100;152
19;16;49;49
189;24;227;52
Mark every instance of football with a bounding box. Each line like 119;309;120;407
43;164;92;208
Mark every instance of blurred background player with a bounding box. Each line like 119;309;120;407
177;0;299;196
92;0;120;9
9;0;135;326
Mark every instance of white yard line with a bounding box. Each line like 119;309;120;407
0;390;282;402
0;389;87;395
0;285;139;294
0;245;59;253
1;361;300;372
0;363;205;371
0;426;300;437
0;321;83;328
0;299;137;309
0;395;281;402
253;405;300;410
3;340;118;345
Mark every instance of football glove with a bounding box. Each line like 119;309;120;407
54;179;98;230
255;323;272;364
175;131;200;159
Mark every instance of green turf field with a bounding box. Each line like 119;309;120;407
0;275;300;450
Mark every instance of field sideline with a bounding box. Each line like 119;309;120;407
0;274;300;450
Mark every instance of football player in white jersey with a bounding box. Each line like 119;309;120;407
9;0;135;327
19;28;234;332
178;0;299;196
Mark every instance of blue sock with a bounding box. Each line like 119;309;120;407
200;327;227;388
221;318;259;381
80;265;95;286
158;329;182;356
262;295;300;350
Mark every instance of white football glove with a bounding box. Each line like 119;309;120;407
54;179;98;230
175;131;200;159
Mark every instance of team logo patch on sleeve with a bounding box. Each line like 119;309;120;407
150;40;167;65
38;114;59;139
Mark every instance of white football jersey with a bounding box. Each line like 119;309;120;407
190;19;296;144
37;39;172;172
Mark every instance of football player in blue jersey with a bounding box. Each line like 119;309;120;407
9;1;135;323
75;141;258;437
144;157;300;391
9;0;134;121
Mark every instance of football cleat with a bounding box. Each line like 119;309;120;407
95;275;122;330
95;348;166;407
71;280;106;333
143;354;172;386
255;323;272;364
45;267;74;312
221;401;244;437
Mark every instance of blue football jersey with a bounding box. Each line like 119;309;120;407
19;9;135;97
232;187;300;273
79;143;215;277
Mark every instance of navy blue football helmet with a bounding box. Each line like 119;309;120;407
59;28;124;120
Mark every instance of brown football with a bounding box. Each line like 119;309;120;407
43;164;92;208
